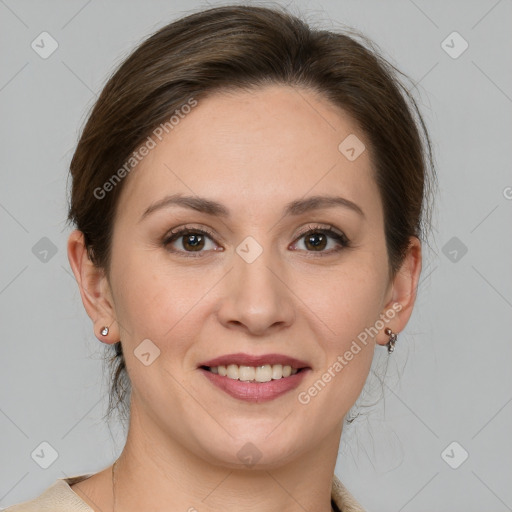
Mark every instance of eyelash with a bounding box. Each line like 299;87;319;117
162;224;351;258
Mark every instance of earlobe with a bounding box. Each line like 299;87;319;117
66;229;119;344
377;236;422;347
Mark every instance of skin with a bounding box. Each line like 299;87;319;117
67;84;422;512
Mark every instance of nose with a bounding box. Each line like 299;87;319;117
216;244;296;336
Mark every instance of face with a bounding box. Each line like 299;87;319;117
100;85;401;468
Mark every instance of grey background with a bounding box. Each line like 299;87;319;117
1;1;511;511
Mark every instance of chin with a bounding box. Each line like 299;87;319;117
191;430;305;470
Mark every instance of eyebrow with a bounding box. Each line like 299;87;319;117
139;193;365;222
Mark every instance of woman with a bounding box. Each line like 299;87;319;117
4;4;434;511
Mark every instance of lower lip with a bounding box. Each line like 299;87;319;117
199;367;310;403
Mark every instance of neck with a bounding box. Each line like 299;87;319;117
112;399;343;512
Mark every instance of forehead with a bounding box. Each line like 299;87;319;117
115;84;380;222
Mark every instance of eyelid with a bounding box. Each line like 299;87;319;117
293;223;349;243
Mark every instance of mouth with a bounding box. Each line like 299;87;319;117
197;353;311;402
200;363;305;383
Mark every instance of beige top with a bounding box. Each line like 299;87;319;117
2;473;366;512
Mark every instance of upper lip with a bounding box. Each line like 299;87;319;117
198;352;311;369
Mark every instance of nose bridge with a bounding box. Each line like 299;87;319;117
235;237;280;290
218;234;295;333
235;235;283;302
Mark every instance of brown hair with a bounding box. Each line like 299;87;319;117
66;4;435;427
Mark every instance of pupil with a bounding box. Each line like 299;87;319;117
306;233;326;251
185;234;203;250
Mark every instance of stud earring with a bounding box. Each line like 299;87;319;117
100;326;109;336
384;327;397;354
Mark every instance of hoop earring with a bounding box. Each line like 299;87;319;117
100;326;109;336
384;328;397;354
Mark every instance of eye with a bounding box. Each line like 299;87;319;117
291;224;350;255
162;224;350;257
163;227;221;256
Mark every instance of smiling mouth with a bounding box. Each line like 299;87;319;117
201;364;305;383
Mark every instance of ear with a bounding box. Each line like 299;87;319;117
376;236;422;347
67;229;119;345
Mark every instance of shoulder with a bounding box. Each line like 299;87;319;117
331;473;366;512
1;475;94;512
3;472;363;512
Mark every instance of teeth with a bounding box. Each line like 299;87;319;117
272;364;283;379
208;364;299;382
238;365;255;381
255;365;272;382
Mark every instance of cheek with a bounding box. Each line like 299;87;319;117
110;258;201;407
110;246;213;370
295;256;388;402
300;257;388;342
295;269;384;418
